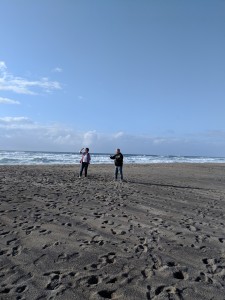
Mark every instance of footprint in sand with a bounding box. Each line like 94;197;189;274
6;245;22;257
0;281;28;297
84;252;116;271
153;285;184;299
90;235;105;246
97;289;116;299
218;238;224;243
195;271;214;284
76;274;102;287
173;270;189;280
56;252;79;263
141;267;153;279
46;274;62;291
151;254;162;270
202;257;225;276
38;228;52;235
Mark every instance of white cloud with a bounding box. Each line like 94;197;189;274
0;97;20;105
0;117;34;129
0;116;31;123
0;61;7;71
1;116;225;156
83;130;98;146
52;67;63;73
0;61;62;95
113;131;124;139
153;138;167;145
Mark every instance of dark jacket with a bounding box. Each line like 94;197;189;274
110;153;123;166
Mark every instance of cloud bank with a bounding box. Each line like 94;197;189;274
0;116;224;156
0;97;20;105
0;61;61;95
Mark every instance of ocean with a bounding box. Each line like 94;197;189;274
0;150;225;165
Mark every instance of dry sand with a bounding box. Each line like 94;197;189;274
0;164;225;300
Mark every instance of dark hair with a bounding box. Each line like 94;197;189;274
86;148;89;152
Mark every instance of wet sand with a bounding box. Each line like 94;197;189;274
0;164;225;299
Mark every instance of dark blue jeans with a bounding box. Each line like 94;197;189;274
115;165;123;180
80;162;89;177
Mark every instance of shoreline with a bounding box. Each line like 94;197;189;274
2;150;225;166
0;164;225;299
1;162;225;166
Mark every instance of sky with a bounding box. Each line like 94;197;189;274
0;0;225;156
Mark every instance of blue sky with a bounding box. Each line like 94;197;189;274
0;0;225;156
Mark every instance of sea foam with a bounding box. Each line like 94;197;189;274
0;150;225;165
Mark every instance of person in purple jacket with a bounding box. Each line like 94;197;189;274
79;147;91;178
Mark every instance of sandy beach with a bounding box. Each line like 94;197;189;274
0;164;225;300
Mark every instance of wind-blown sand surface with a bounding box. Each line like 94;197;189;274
0;164;225;300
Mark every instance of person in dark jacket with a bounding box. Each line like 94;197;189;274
110;148;123;181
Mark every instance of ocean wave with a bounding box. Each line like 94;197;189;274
0;151;225;165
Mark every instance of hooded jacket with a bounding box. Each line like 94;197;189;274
110;153;123;166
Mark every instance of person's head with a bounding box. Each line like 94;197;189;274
116;148;120;154
85;148;89;153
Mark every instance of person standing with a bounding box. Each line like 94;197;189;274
79;147;91;178
110;148;123;181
